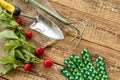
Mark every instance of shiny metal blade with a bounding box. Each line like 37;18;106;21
30;14;64;39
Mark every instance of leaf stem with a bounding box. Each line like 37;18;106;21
19;39;35;49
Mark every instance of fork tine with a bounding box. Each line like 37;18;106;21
75;21;86;48
69;24;80;42
74;37;82;49
68;21;86;48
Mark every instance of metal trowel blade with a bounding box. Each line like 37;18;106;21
30;14;64;40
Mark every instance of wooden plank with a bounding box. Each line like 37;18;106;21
50;0;120;24
0;0;120;80
2;64;66;80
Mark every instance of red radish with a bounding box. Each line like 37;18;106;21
16;17;22;25
34;47;44;56
26;31;32;39
43;58;53;68
24;63;32;71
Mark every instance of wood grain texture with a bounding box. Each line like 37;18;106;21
50;0;120;52
0;0;120;80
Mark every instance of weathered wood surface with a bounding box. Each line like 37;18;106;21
0;0;120;80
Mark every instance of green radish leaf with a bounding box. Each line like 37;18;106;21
19;40;35;49
9;21;19;29
15;40;23;46
0;8;16;28
0;56;15;64
9;49;15;58
30;58;36;63
19;34;26;41
0;30;18;40
13;64;18;69
21;49;38;62
4;41;17;51
0;20;11;27
0;8;13;19
25;53;31;62
15;50;25;60
18;26;23;30
27;47;34;54
30;58;42;63
21;49;36;58
2;64;14;75
22;49;39;63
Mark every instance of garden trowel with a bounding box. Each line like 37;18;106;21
29;13;64;40
0;0;64;39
